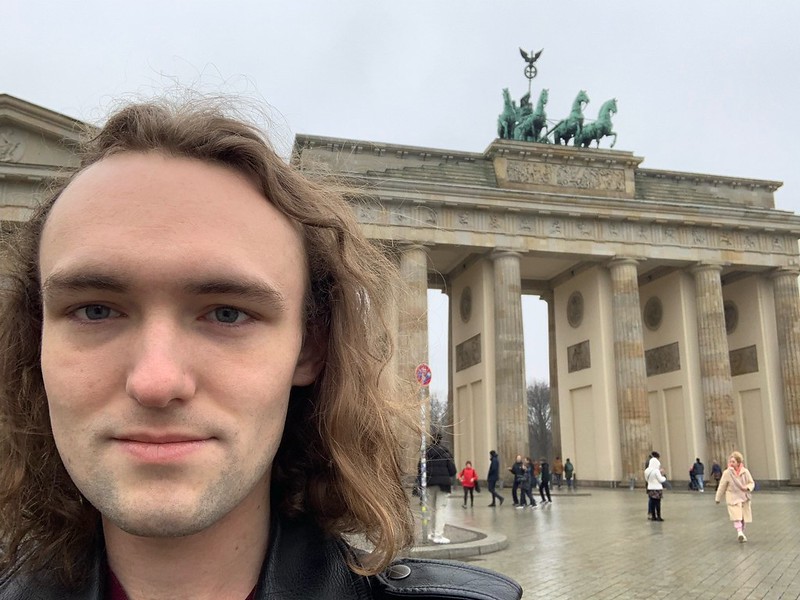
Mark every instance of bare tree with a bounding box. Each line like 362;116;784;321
429;392;448;432
527;380;552;459
429;392;454;452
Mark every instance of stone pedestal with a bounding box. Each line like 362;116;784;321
691;263;739;465
608;258;651;482
771;269;800;481
492;250;529;477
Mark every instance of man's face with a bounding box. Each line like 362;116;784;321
39;152;320;538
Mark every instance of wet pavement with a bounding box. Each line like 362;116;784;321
406;486;800;599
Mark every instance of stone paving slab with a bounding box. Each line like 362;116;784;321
405;488;800;599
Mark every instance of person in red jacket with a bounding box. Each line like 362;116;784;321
459;461;479;508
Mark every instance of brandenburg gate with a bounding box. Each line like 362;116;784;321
293;133;800;487
3;92;800;485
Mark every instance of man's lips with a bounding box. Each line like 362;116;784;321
112;434;214;463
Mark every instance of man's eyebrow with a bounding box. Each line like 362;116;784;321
183;279;287;312
41;272;128;297
41;271;287;312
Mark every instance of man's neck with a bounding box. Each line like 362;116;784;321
103;491;270;600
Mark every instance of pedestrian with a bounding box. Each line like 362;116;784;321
711;460;723;488
693;458;705;492
509;454;524;505
538;457;552;504
515;458;537;509
564;458;575;490
715;451;755;543
487;450;505;507
645;451;667;521
458;460;478;508
0;98;522;599
552;456;564;489
422;431;457;544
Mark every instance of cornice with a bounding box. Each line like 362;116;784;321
0;94;92;143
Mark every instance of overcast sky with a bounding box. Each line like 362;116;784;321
4;1;798;399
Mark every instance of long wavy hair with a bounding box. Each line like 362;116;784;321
0;99;416;586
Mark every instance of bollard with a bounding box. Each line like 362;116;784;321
629;477;635;490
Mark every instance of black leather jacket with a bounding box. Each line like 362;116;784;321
0;516;522;600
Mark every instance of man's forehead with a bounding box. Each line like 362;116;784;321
38;152;309;299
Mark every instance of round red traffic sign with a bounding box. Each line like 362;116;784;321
415;363;432;386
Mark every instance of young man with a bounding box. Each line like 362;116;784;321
693;458;705;492
508;454;524;505
486;450;505;507
422;431;457;544
0;100;521;600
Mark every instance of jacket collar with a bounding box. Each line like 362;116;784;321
4;515;371;600
255;515;372;600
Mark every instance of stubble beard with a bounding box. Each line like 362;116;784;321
79;460;271;538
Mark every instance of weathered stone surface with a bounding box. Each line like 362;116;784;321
492;250;528;474
772;269;800;481
692;263;739;465
455;333;481;372
645;342;680;376
567;340;591;373
729;345;759;377
609;258;651;481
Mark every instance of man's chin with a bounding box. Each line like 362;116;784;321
104;508;219;539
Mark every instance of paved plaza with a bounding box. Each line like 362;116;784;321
410;487;800;599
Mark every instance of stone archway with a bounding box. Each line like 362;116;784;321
3;94;800;486
295;135;800;486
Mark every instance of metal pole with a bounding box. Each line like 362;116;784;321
419;384;429;543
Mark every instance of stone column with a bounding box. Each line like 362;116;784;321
542;291;562;459
398;245;429;473
691;263;739;466
608;258;651;483
491;250;529;478
398;244;430;387
771;268;800;482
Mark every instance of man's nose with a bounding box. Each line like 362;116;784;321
125;319;196;407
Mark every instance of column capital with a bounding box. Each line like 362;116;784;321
689;262;725;275
607;256;640;270
490;248;522;262
398;242;431;254
770;266;800;280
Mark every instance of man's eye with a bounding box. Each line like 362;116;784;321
73;305;119;321
206;307;250;325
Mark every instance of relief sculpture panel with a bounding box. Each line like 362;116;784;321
456;334;482;372
645;342;680;376
730;345;758;376
567;340;591;373
506;160;625;192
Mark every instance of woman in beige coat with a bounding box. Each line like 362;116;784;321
715;451;755;542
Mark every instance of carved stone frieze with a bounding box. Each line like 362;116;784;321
724;301;739;335
459;287;472;323
567;340;591;373
456;333;481;372
0;128;25;163
645;342;680;376
518;216;534;233
730;345;758;376
351;197;796;264
643;296;663;331
567;291;584;328
506;160;626;192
